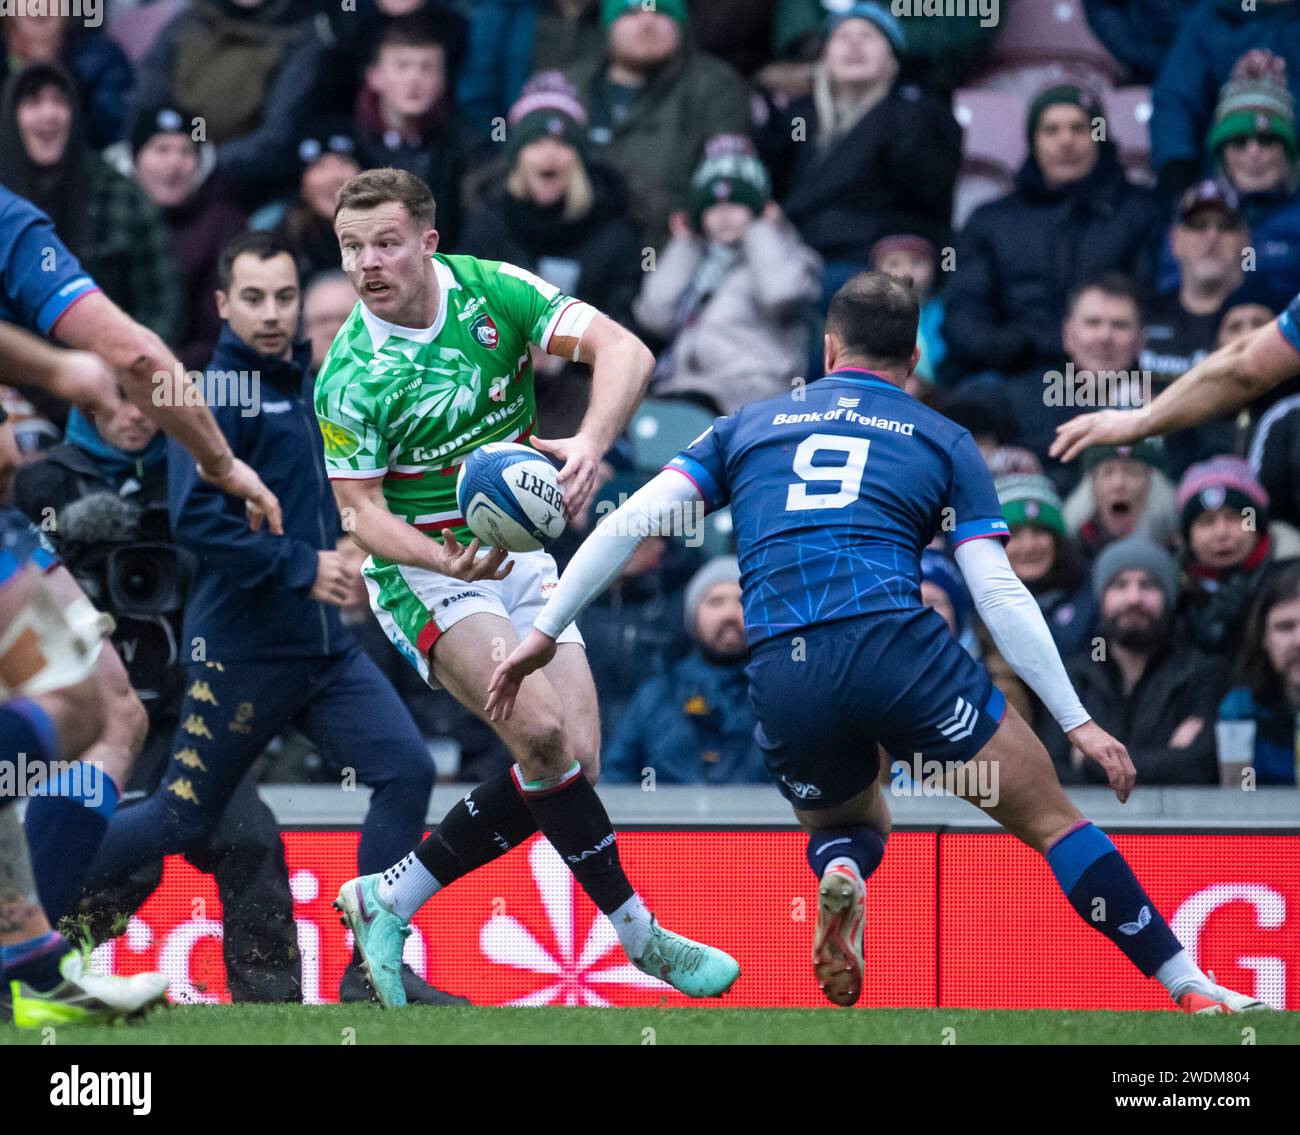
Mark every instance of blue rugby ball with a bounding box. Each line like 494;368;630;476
455;442;566;552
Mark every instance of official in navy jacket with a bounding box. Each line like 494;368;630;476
169;324;351;663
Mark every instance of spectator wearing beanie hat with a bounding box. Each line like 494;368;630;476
1177;456;1275;658
1208;51;1300;306
1064;440;1179;571
253;126;363;291
1150;0;1300;198
998;474;1097;660
460;72;642;437
564;0;750;246
603;555;766;785
634;135;822;414
128;103;247;373
761;4;960;311
1041;535;1228;786
942;82;1163;379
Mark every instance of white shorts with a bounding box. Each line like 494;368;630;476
363;548;584;686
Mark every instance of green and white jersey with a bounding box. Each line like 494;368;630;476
314;253;596;548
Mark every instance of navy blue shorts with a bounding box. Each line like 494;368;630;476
745;610;1006;809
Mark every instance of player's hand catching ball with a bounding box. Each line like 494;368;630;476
198;455;284;535
1050;409;1148;464
1066;719;1136;803
435;527;513;583
485;628;558;721
530;433;602;522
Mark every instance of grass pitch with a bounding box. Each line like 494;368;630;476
2;1005;1298;1045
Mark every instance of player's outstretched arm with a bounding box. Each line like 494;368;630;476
0;322;121;415
533;313;655;520
953;537;1137;801
1050;317;1300;463
51;291;283;534
485;468;703;720
330;473;512;583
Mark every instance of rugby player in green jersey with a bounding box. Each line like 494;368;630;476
319;168;739;1005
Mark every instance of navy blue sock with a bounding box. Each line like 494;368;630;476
2;932;70;992
1046;821;1182;977
25;763;120;922
807;825;887;880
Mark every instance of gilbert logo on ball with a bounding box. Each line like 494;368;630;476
456;442;566;552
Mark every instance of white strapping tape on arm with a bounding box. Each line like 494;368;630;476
0;587;108;700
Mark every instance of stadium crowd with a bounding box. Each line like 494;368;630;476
2;0;1300;809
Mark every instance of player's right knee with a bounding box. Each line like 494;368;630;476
517;719;569;782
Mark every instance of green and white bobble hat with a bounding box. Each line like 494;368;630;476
688;134;772;226
1208;49;1297;160
996;473;1066;537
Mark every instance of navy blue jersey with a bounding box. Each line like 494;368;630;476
1278;291;1300;356
666;369;1008;646
0;186;100;336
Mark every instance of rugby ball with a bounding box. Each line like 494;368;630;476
455;442;566;552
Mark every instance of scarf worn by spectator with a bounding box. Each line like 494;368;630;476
652;242;743;386
64;408;166;491
811;60;890;152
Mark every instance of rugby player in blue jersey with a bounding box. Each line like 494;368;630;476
488;273;1269;1014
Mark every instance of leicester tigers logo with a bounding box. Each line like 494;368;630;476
471;311;499;349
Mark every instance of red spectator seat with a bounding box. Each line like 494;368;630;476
952;89;1027;227
107;0;185;66
972;0;1124;98
1104;86;1155;186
